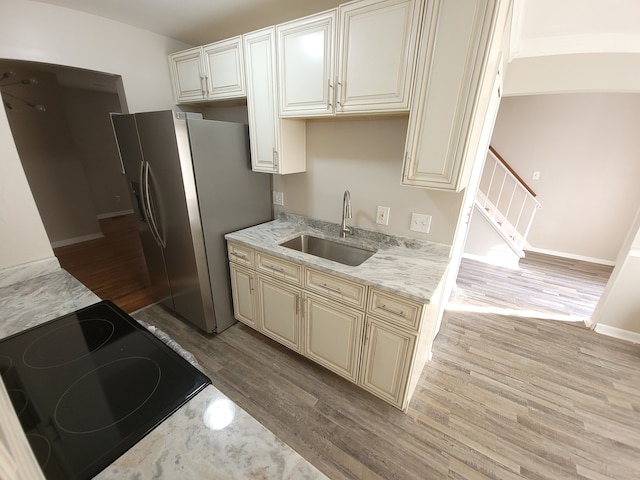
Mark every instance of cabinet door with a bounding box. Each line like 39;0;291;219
244;28;279;173
303;294;364;382
336;0;421;114
168;47;206;103
360;317;415;408
229;263;257;328
277;11;336;117
257;275;301;352
402;0;500;191
202;36;246;100
244;27;307;174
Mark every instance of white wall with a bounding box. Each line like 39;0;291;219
4;69;102;245
62;87;131;216
489;93;640;263
0;0;190;270
273;117;464;245
593;206;640;339
0;100;53;268
505;54;640;96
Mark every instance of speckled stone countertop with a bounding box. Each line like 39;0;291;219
0;268;100;338
0;264;327;479
225;214;451;304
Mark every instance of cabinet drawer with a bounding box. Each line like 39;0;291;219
305;268;367;309
256;252;302;285
367;289;423;331
228;242;254;268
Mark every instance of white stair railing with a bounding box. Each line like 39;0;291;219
476;147;542;254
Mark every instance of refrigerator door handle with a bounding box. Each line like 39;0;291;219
138;161;149;222
143;161;166;248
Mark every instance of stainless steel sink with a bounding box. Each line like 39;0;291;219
279;234;376;266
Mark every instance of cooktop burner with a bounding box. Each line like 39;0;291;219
0;301;210;479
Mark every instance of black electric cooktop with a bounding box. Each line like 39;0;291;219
0;300;210;479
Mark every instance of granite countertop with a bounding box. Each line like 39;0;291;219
0;263;327;479
225;213;451;304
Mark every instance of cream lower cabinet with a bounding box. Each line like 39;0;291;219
227;241;430;411
359;317;416;408
229;263;257;328
257;275;302;353
303;293;364;382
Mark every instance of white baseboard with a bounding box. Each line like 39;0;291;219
594;324;640;344
525;246;615;266
51;233;104;248
96;209;134;220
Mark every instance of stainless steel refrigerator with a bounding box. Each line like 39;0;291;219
111;110;272;333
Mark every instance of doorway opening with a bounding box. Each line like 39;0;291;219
0;59;153;312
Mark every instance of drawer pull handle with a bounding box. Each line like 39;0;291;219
231;252;248;260
264;263;286;274
320;282;341;294
379;304;406;318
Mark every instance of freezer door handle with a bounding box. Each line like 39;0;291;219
143;161;166;248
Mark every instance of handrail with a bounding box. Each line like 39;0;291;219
488;146;536;198
476;148;542;254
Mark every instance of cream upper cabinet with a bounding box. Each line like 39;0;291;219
244;27;306;174
168;47;207;103
168;37;246;103
277;11;337;117
402;0;510;191
277;0;422;118
336;0;422;114
202;36;246;100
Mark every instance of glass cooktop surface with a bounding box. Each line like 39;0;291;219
0;301;210;479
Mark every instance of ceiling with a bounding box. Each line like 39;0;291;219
16;0;640;97
31;0;640;55
511;0;640;59
31;0;346;46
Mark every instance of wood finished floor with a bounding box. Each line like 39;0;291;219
449;252;613;321
53;214;155;313
132;252;639;480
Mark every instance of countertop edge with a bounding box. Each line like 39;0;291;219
225;216;451;304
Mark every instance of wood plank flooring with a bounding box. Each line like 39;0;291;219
53;214;155;313
448;252;613;321
133;264;640;479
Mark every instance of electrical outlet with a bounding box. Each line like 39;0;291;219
273;191;284;206
376;206;390;226
410;213;432;233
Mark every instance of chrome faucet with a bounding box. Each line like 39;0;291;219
340;190;353;238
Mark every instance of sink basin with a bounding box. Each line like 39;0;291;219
279;234;376;267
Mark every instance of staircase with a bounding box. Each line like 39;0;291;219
474;146;541;258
